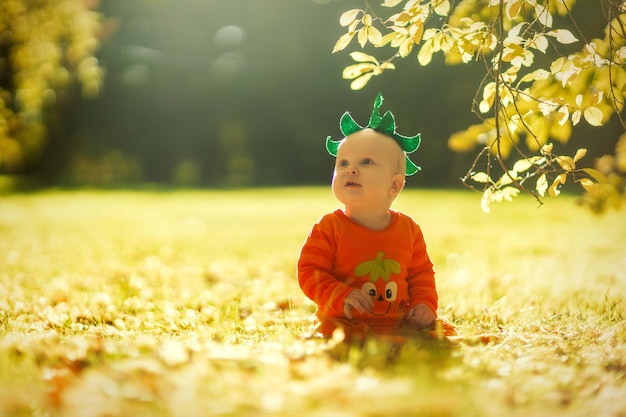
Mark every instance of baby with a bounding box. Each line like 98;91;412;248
297;93;455;342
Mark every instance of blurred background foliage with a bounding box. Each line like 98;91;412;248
0;0;623;189
0;0;102;175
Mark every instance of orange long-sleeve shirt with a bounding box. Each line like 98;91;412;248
297;209;437;332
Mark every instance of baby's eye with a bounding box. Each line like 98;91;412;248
361;158;374;165
337;159;348;168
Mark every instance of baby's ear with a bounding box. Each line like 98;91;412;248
390;174;405;196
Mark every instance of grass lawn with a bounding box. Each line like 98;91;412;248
0;187;624;417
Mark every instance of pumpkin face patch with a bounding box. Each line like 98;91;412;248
355;251;403;317
361;280;398;316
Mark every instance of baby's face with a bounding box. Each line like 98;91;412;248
331;129;405;212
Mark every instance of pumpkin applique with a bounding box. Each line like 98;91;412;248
354;251;402;316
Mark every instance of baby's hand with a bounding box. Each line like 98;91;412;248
343;289;374;318
405;303;436;329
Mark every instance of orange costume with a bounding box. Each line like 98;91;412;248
298;208;437;340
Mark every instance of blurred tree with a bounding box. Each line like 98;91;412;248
58;0;363;187
0;0;104;174
332;0;626;212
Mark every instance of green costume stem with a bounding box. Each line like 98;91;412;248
326;93;422;176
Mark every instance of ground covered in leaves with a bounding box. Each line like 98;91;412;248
0;188;624;417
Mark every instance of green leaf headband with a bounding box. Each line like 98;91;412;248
326;93;421;176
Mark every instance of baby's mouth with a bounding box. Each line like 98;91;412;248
345;181;361;187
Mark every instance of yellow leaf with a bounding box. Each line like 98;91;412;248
536;173;548;197
581;168;608;183
497;170;519;186
556;156;575;171
394;12;412;25
481;188;493;213
433;0;450;16
478;100;491;114
557;105;569;126
548;183;560;197
357;28;368;47
553;29;578;44
571;110;582;126
399;39;413;57
573;148;587;163
513;158;535;173
349;51;378;63
380;32;398;47
548;173;567;197
592;91;604;105
423;28;438;41
508;22;524;38
583;106;603;126
367;27;383;46
535;4;553;27
333;32;355;53
471;172;492;183
412;22;425;44
480;82;496;113
540;100;559;118
362;14;373;27
340;9;362;27
350;73;374;90
520;69;550;83
417;38;435;66
382;0;404;6
342;63;375;79
541;143;553;155
502;43;524;63
550;56;566;73
440;32;454;53
579;178;595;192
505;0;522;19
575;94;583;106
530;35;549;53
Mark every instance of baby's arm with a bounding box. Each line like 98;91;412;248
405;303;436;329
405;222;438;323
297;221;354;314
